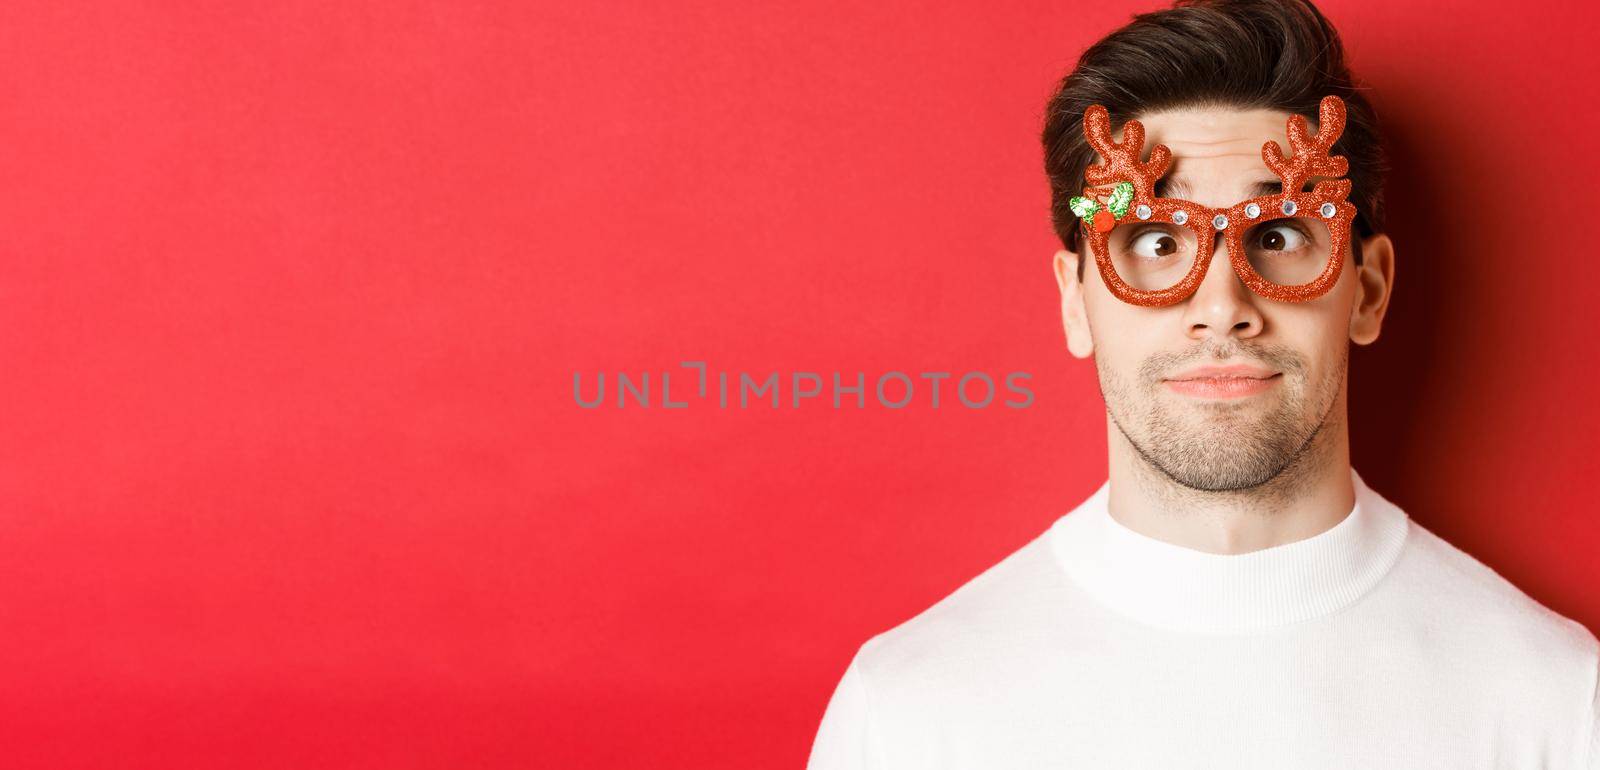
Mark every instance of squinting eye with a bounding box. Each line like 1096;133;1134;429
1257;223;1309;252
1129;229;1182;259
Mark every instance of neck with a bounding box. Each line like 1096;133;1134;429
1105;407;1354;555
1047;462;1410;634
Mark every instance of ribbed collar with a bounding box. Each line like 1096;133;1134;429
1048;467;1410;634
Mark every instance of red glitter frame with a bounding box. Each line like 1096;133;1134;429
1075;94;1357;307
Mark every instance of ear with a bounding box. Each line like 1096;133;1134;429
1052;249;1095;358
1348;233;1395;345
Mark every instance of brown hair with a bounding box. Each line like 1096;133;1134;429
1041;0;1386;280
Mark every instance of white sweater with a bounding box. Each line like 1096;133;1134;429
807;467;1600;769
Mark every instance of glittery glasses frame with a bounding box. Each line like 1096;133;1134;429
1073;95;1357;307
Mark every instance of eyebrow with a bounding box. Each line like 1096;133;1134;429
1155;177;1285;200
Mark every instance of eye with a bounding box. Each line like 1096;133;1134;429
1128;228;1182;259
1255;222;1310;252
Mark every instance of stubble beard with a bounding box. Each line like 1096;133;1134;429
1098;341;1346;493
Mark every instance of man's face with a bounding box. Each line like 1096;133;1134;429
1059;105;1361;492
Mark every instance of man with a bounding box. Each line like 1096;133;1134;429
805;0;1600;767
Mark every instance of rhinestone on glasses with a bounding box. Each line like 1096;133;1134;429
1212;214;1228;230
1135;204;1151;220
1244;203;1261;219
1172;210;1188;225
1281;199;1298;216
1319;202;1336;218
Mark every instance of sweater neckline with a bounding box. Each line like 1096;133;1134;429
1047;466;1410;634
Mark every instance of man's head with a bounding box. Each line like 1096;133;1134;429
1041;0;1395;492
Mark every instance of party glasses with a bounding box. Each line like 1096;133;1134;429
1069;95;1357;307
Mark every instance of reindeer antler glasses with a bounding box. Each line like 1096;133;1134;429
1069;94;1357;307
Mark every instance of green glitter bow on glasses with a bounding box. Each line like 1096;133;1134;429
1069;181;1135;233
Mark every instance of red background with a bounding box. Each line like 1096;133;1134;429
3;1;1598;767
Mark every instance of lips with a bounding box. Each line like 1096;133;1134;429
1162;363;1282;400
1164;364;1278;381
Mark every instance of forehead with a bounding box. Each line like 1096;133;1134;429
1112;105;1308;208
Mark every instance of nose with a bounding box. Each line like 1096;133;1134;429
1181;230;1263;342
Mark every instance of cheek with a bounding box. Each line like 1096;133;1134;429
1267;310;1350;380
1085;303;1170;381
